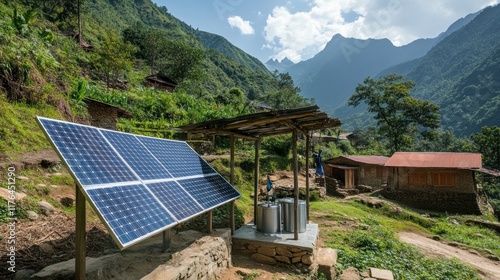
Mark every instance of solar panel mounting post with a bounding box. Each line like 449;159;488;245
162;229;171;252
75;185;86;279
207;210;213;233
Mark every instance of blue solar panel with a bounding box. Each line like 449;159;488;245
137;136;215;177
147;181;203;221
178;175;240;209
38;118;138;186
101;130;172;180
37;116;241;249
87;184;176;246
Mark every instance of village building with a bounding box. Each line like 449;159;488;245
145;72;178;92
383;152;483;214
322;156;390;194
83;98;132;130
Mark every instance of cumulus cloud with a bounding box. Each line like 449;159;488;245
228;16;255;35
264;0;500;62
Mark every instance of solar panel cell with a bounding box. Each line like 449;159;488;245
38;118;138;186
87;184;176;245
147;181;203;221
178;175;240;209
137;136;215;177
101;130;172;180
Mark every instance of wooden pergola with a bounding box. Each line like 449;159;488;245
177;105;341;240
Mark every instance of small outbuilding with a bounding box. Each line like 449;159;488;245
323;155;390;189
383;152;483;214
145;72;178;92
83;98;132;130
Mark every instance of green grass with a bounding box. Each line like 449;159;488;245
431;218;500;256
0;96;62;155
310;198;486;279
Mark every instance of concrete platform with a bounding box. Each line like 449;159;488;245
232;222;318;251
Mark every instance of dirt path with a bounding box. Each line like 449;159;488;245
398;232;500;280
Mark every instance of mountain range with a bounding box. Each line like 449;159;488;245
266;7;499;136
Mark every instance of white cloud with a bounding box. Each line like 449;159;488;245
264;0;500;62
227;16;255;35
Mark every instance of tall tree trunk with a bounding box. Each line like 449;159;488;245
78;0;82;46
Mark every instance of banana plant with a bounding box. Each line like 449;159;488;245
12;8;37;35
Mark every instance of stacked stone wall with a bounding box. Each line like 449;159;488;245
143;230;231;280
382;189;482;214
232;239;315;269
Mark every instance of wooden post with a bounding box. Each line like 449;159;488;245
162;229;171;252
292;129;299;240
75;186;86;280
230;135;235;234
230;201;235;235
305;133;310;222
207;210;213;234
253;139;260;226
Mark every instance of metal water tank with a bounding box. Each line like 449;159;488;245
256;202;281;233
283;199;307;233
279;197;294;225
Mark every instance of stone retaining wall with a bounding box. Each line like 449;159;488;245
382;189;482;214
232;239;315;269
143;229;231;280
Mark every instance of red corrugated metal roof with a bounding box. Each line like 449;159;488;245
342;155;390;165
385;152;482;168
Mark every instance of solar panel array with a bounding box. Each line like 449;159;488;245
37;117;240;249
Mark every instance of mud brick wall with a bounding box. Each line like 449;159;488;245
86;101;118;130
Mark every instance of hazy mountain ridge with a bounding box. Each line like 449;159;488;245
276;5;496;136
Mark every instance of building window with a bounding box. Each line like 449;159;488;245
408;172;426;186
432;172;455;186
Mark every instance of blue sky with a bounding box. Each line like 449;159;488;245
153;0;499;63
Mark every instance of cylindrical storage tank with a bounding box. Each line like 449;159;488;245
279;197;294;226
283;199;307;233
256;202;281;233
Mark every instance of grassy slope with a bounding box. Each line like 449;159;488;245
311;197;500;279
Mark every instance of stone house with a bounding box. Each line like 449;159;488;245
145;72;178;92
83;98;132;130
323;155;390;189
383;152;483;214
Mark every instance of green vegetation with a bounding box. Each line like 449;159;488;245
312;198;499;279
349;74;440;152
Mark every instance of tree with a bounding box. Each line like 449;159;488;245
260;71;312;109
23;0;83;23
94;32;137;89
471;126;500;169
159;40;204;83
348;74;440;152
